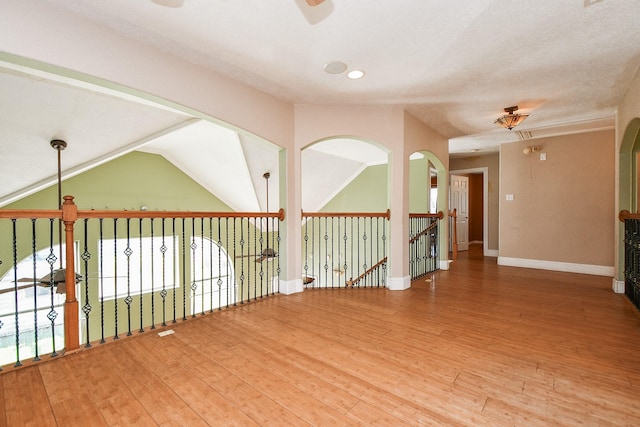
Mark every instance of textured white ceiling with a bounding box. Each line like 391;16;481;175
1;0;639;209
40;0;639;141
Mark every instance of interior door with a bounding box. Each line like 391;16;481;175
450;174;469;251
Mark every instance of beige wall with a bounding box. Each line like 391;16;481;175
294;106;448;285
450;153;500;253
499;130;615;268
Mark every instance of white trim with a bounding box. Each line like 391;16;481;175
439;260;451;270
612;279;625;294
279;278;304;295
449;167;490;257
497;256;614;277
486;249;499;257
387;275;410;291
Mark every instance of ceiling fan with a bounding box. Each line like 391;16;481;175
295;0;333;24
17;269;83;294
15;139;83;294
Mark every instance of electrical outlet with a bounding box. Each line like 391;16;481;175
540;153;547;161
506;194;514;201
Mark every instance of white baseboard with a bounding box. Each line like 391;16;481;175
439;260;451;270
387;275;410;291
279;278;304;295
485;249;499;257
497;256;614;277
612;279;625;294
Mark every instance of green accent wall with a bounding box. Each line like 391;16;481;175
321;164;388;212
7;151;233;211
319;159;429;213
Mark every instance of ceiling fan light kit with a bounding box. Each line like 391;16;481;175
494;106;529;130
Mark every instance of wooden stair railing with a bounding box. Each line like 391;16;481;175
449;209;458;260
408;212;443;244
345;257;387;288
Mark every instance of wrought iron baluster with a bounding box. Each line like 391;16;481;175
30;219;40;361
149;218;155;330
382;216;387;287
216;218;221;310
182;218;187;321
343;217;348;287
124;218;133;337
190;217;197;319
235;217;242;305
112;218;119;340
239;218;245;303
200;218;205;315
225;217;230;308
172;218;177;324
138;218;144;333
160;218;168;327
81;218;92;348
324;216;329;287
12;219;22;367
99;219;106;343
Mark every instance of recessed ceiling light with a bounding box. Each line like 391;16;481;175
347;70;365;80
324;61;348;74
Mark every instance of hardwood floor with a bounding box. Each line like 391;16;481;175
2;244;640;426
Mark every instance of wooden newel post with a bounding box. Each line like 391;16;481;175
451;208;458;261
62;195;80;352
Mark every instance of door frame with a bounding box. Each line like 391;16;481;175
449;167;490;256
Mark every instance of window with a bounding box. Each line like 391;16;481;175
191;236;235;312
98;236;178;300
0;244;72;365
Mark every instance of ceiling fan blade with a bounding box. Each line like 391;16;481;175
295;0;333;25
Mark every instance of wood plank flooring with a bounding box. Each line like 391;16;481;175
2;244;640;426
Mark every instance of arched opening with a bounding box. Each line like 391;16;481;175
301;137;390;212
617;118;640;285
301;137;390;288
409;151;449;270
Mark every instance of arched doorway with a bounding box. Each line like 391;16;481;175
617;118;640;289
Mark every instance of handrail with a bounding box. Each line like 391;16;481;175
619;210;640;222
346;256;387;288
409;211;444;219
409;221;438;244
78;208;285;220
0;206;286;221
0;209;61;219
302;209;390;219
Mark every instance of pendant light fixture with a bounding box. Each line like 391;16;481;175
494;106;529;130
